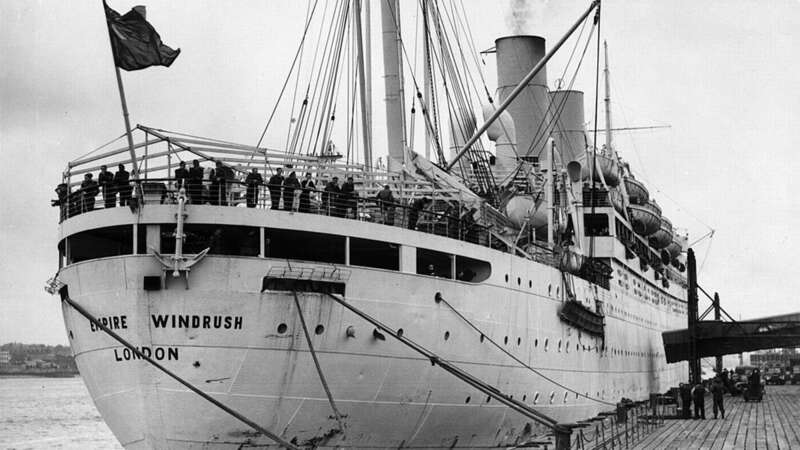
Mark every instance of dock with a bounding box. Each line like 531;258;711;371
633;385;800;449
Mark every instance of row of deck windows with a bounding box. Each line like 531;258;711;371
60;225;490;282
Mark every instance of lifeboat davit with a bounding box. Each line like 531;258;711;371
580;152;619;187
627;200;661;236
649;216;673;249
623;177;649;205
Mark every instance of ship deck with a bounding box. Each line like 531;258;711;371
632;385;800;449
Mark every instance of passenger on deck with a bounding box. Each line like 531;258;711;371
299;172;315;213
114;164;132;206
244;168;263;208
268;168;285;210
98;165;115;208
80;173;99;212
426;264;437;276
174;161;189;191
188;160;204;204
283;171;301;211
323;177;342;217
376;184;396;225
341;176;357;218
210;161;231;206
407;197;431;230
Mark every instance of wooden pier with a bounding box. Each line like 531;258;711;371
633;385;800;449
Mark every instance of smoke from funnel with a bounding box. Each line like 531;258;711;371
505;0;548;35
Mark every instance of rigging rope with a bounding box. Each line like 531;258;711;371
323;292;563;431
434;293;616;406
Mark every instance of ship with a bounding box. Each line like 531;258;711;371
49;1;690;448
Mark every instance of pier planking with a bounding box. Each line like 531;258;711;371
632;385;800;449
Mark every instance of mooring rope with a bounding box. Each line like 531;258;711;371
291;290;346;432
59;291;300;450
434;293;616;407
324;292;562;431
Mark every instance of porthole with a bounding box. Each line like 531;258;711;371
444;331;450;341
277;323;288;334
534;338;538;347
465;396;471;404
544;338;549;351
480;334;485;343
548;284;552;296
529;280;532;288
563;392;569;403
397;328;404;337
486;395;491;403
314;324;325;335
549;392;555;404
533;392;540;404
517;337;522;346
523;394;527;401
556;286;560;297
558;340;562;352
505;274;509;282
517;277;521;285
504;336;509;345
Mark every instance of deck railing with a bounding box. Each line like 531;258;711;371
54;177;491;247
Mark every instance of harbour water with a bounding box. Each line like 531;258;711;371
0;376;120;449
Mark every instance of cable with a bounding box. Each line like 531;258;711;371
436;294;616;406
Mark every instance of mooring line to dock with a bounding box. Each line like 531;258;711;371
324;293;563;432
434;292;617;407
291;290;346;433
59;290;301;450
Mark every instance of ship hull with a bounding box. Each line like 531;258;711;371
60;246;686;447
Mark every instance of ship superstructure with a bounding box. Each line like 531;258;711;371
52;1;689;448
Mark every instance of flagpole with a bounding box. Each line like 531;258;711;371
113;65;143;191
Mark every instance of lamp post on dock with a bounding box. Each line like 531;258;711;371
687;248;701;385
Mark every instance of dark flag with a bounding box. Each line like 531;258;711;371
104;2;180;71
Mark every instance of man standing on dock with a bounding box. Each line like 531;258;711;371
711;377;725;419
679;383;692;419
691;382;706;419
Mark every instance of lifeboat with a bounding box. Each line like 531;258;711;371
580;152;619;187
623;177;649;205
505;195;548;229
665;239;682;260
627;200;661;236
649;216;673;249
608;188;624;214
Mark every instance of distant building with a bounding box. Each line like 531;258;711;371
750;348;798;368
0;350;9;365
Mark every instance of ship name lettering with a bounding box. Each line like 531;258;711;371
113;346;179;362
150;314;243;330
90;315;128;332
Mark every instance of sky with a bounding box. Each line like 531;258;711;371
1;0;799;345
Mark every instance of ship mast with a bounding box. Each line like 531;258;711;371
603;40;613;151
380;0;408;172
354;0;372;169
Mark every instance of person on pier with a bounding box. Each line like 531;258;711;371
691;382;706;419
711;377;725;419
267;168;284;210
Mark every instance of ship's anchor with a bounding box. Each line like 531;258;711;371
152;188;208;289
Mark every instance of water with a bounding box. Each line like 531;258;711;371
0;376;121;450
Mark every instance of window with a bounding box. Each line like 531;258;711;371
455;255;491;282
66;225;133;263
349;237;399;270
417;248;453;278
266;228;344;264
584;214;610;236
161;225;259;256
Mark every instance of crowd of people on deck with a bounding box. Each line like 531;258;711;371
56;161;470;234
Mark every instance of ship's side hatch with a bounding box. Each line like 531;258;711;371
559;300;605;337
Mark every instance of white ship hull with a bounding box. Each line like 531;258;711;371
58;206;687;448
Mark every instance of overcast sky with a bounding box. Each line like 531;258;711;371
1;0;799;345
